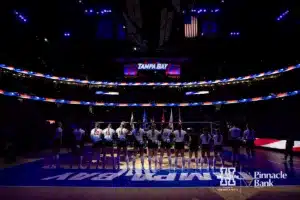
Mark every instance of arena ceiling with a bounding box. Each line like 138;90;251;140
1;0;299;78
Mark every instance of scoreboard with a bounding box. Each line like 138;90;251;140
124;63;181;79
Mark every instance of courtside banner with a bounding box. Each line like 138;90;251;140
0;162;299;187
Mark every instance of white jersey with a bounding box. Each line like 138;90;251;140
229;127;241;139
116;127;129;140
54;127;63;139
244;129;255;140
132;128;145;143
146;129;160;143
213;134;223;145
173;129;187;143
161;128;172;142
73;128;85;141
90;128;102;143
102;128;115;141
200;134;211;144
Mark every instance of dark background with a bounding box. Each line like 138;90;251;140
0;0;299;155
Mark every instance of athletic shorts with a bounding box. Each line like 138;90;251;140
117;140;127;148
148;141;158;149
72;140;84;155
214;145;223;153
246;140;254;148
127;135;134;145
161;141;172;149
92;141;103;149
104;140;114;147
201;144;210;152
134;141;145;149
52;139;61;153
189;144;199;152
175;142;185;150
231;139;241;150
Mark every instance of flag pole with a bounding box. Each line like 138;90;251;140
169;108;174;130
130;112;134;129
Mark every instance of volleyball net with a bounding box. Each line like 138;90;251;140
92;121;220;135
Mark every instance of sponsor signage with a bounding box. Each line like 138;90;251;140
124;63;181;78
137;63;169;70
0;166;293;188
39;169;288;188
39;169;255;187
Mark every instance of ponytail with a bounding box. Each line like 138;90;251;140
179;129;181;137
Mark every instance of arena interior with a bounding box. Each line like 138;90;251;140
1;0;300;199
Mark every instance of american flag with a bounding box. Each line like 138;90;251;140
162;110;165;123
130;112;134;129
142;109;148;129
178;108;182;125
169;108;173;130
184;16;198;38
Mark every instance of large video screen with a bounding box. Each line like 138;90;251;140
124;63;181;78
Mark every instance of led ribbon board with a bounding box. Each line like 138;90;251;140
95;91;119;95
0;89;298;107
1;64;299;87
186;91;209;95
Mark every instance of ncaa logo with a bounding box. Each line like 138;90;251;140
220;167;236;186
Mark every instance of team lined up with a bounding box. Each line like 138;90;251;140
52;122;255;170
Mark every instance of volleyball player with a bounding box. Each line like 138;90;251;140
116;122;129;170
89;122;103;169
71;125;86;169
243;124;255;159
159;124;174;169
173;124;188;169
102;123;116;169
213;129;224;168
200;129;212;169
229;124;242;167
51;122;63;168
188;129;200;169
146;122;160;170
131;122;146;170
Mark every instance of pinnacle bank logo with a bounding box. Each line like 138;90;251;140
252;171;288;187
218;168;288;188
137;63;168;70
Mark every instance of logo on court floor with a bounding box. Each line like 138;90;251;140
2;159;295;188
252;171;288;188
219;167;236;186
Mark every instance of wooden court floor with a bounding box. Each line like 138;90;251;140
1;186;300;200
1;147;300;200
